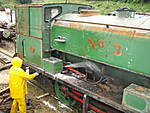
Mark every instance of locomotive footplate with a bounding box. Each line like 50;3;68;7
25;62;138;113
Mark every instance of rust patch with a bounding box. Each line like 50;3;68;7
135;86;147;92
16;6;29;8
56;19;150;31
90;24;149;39
55;19;150;39
29;6;42;8
98;84;112;92
64;22;137;38
18;54;24;60
17;33;42;40
131;31;136;40
106;28;133;37
135;32;150;39
70;23;84;29
79;10;100;17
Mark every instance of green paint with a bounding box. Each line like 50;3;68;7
16;7;29;35
30;8;42;38
125;94;146;110
17;35;43;66
43;57;63;73
123;84;150;112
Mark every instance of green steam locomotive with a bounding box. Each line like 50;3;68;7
16;3;150;113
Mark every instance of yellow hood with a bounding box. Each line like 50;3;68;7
11;57;23;68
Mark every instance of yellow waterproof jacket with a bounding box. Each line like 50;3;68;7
9;58;37;99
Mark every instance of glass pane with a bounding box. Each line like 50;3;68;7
51;8;59;19
44;7;51;22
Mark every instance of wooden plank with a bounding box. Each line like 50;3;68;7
36;93;49;99
0;87;9;95
0;63;11;71
0;47;14;58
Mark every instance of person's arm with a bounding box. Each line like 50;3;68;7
18;69;38;80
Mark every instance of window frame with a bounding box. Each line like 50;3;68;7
44;6;62;23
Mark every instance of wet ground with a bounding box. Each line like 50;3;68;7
0;69;78;113
27;81;78;113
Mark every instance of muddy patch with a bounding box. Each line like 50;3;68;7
27;82;78;113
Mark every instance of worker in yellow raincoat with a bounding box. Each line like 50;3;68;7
9;57;39;113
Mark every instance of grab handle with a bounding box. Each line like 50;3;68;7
54;36;67;43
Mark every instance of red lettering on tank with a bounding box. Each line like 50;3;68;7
88;37;96;49
113;44;122;56
87;37;123;56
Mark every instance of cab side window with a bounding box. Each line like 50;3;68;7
44;7;62;22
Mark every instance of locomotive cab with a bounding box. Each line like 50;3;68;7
16;3;93;66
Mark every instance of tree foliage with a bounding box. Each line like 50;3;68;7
16;0;32;4
87;0;150;3
0;0;32;8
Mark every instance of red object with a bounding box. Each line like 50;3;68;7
65;66;87;79
72;90;84;97
30;47;35;53
67;91;106;113
89;105;106;113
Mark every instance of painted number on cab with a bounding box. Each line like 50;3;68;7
87;37;123;56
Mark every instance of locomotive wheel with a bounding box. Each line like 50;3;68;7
54;81;76;106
